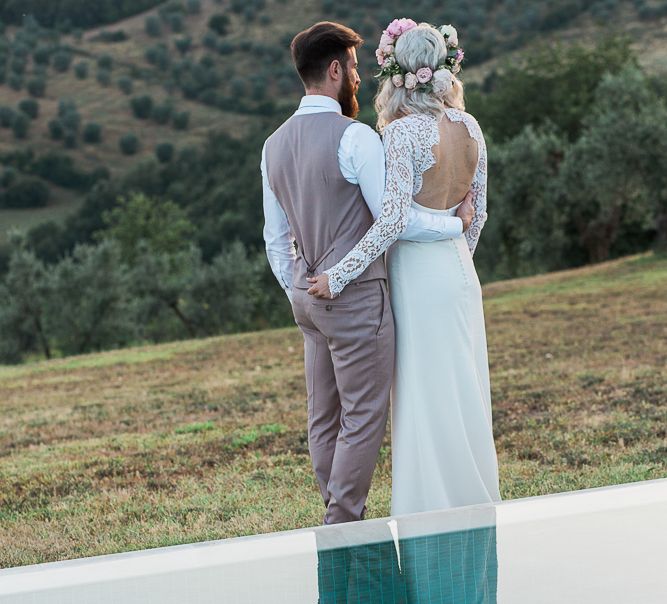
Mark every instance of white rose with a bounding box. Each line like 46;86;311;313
432;69;453;94
439;24;458;47
391;74;404;88
404;72;418;90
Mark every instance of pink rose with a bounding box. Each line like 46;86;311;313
416;67;433;83
380;32;394;47
386;18;417;38
404;72;418;90
379;41;394;55
391;74;404;88
432;69;453;94
376;49;385;66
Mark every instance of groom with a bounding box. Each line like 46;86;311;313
261;21;473;524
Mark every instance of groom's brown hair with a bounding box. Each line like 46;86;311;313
291;22;363;86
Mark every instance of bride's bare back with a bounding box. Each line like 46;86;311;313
323;108;489;294
414;115;479;211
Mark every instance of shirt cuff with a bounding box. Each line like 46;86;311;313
450;217;464;237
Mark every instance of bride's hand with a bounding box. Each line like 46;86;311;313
306;274;334;299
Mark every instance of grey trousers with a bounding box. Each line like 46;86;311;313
292;279;395;524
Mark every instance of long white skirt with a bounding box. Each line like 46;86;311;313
387;224;501;516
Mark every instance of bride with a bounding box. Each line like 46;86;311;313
307;19;501;515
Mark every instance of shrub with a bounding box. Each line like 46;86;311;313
199;89;217;105
48;119;64;140
119;133;140;155
96;68;111;86
175;36;192;55
32;46;51;65
64;131;77;148
61;109;81;133
145;15;162;37
158;0;185;20
217;41;234;55
97;54;113;70
145;44;170;70
202;31;217;49
11;57;26;74
12;113;29;138
8;73;23;90
168;14;184;33
155;142;174;163
1;178;49;208
52;50;72;72
18;98;39;119
151;102;173;124
208;14;229;35
131;95;154;119
74;61;89;79
200;54;215;68
83;122;102;143
1;167;17;187
117;76;133;94
31;152;86;187
94;30;129;43
172;111;189;130
186;0;202;14
27;76;46;97
0;106;15;127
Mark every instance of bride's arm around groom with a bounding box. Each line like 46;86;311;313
261;101;471;303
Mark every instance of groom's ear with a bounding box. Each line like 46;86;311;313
328;58;343;82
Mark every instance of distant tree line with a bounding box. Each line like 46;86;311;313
0;193;293;364
0;0;165;28
468;38;666;280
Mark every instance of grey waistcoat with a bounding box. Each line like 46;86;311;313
264;112;387;290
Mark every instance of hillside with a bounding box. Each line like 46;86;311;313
1;0;667;245
1;252;665;568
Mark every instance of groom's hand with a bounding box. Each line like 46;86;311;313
307;274;333;299
456;191;475;232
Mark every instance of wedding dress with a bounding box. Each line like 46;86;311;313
326;108;501;515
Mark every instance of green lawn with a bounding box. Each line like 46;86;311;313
0;253;665;568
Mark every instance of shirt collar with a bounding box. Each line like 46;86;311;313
297;95;342;114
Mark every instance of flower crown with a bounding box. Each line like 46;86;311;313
375;19;464;95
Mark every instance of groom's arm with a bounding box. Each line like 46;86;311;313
342;123;463;241
261;143;296;303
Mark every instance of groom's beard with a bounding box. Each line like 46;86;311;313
338;69;359;119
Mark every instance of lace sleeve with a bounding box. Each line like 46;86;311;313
325;120;415;296
463;118;488;255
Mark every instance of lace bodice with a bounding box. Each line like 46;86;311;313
325;109;488;296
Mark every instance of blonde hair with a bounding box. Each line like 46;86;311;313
375;23;465;132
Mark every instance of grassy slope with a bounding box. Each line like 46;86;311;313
0;0;271;244
0;252;665;568
2;0;667;244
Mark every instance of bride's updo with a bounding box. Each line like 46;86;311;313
375;23;465;132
